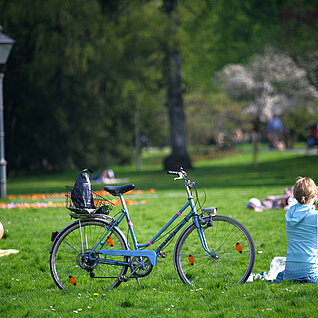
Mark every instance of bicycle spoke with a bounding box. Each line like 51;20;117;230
60;240;81;253
174;215;255;287
50;219;128;291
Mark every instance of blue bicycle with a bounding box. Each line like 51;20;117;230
50;168;255;291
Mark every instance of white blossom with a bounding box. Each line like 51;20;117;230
218;47;318;122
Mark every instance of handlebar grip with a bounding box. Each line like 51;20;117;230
167;170;179;175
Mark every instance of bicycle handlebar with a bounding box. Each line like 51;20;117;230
167;168;187;181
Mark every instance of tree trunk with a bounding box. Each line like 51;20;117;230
162;0;192;171
252;117;261;167
135;108;142;171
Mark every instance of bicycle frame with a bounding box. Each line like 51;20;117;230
85;177;215;267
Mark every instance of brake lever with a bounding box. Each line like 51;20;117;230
171;168;187;181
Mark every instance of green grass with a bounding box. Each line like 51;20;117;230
1;149;318;317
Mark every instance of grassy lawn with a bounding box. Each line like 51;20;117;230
1;149;318;317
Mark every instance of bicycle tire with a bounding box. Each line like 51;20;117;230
174;215;255;287
50;218;129;291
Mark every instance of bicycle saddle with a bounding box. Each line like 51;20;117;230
104;184;135;196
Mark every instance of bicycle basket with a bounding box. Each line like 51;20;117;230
65;186;114;214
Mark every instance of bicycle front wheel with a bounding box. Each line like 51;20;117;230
174;215;255;288
50;219;129;291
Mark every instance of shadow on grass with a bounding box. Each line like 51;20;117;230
7;153;318;195
192;155;318;189
124;154;318;191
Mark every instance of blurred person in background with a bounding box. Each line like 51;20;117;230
307;124;318;150
267;114;285;150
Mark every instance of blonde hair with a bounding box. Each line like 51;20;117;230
293;177;317;204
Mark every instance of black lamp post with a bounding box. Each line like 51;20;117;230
0;26;14;198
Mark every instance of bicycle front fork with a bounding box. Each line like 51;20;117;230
195;214;219;260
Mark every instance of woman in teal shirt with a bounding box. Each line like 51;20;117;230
277;177;318;283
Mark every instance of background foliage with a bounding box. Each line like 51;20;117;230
0;0;317;174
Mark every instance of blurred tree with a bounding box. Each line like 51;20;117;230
1;0;317;175
181;0;279;90
162;0;192;170
185;92;252;147
0;0;131;172
0;0;166;174
181;0;318;91
275;0;318;88
218;47;318;165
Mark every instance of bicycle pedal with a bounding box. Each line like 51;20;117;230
120;275;129;282
159;252;167;258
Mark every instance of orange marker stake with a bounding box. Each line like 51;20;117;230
69;276;77;286
107;236;114;247
188;254;195;265
236;242;243;253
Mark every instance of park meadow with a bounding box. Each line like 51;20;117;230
1;149;318;317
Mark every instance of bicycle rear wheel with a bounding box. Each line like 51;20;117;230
174;215;255;288
50;219;129;291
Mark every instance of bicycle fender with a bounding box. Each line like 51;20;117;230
49;218;126;254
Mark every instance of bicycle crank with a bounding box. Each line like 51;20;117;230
130;256;153;277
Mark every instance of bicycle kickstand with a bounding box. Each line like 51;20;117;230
119;266;142;286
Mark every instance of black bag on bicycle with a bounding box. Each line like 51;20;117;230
71;169;96;209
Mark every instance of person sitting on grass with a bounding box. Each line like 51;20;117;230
276;177;318;283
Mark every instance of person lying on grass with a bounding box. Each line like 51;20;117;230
247;188;297;212
276;177;318;283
